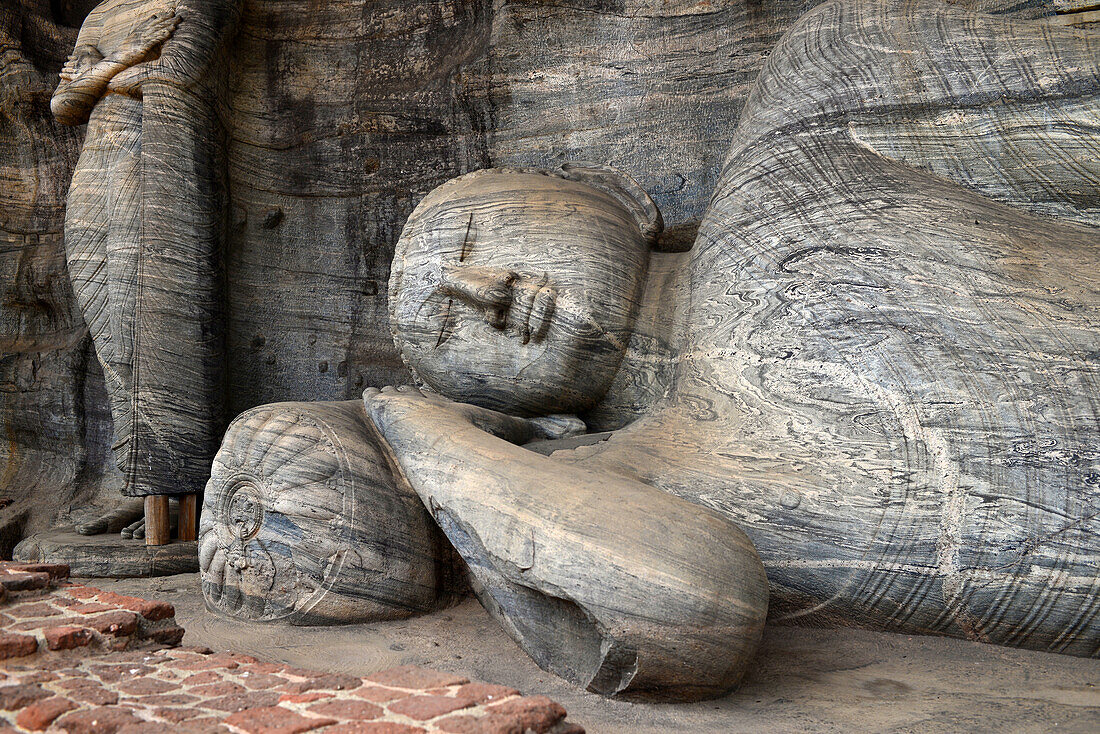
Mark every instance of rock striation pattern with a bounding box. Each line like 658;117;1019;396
2;0;1079;538
201;400;466;625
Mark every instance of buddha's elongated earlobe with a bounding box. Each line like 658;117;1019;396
553;162;664;248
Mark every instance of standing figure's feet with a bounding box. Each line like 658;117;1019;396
75;497;145;536
119;502;179;540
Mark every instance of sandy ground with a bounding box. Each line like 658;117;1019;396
100;573;1099;733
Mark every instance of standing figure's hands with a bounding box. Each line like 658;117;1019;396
107;63;153;97
59;45;103;82
112;12;182;67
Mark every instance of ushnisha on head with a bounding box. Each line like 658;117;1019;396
389;164;663;417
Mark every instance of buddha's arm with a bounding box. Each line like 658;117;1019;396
52;53;133;125
110;0;243;93
52;13;181;125
364;386;768;702
51;13;105;125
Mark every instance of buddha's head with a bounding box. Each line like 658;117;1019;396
389;164;662;416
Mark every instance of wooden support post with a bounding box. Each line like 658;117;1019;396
178;494;198;542
145;496;171;546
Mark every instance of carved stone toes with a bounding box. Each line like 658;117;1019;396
200;400;465;625
75;519;109;536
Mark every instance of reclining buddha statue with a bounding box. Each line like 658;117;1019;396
200;0;1100;703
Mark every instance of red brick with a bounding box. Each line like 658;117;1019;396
222;705;335;734
305;698;383;720
44;625;95;651
62;586;99;599
106;636;134;652
303;673;362;691
113;723;164;733
85;610;139;636
323;724;426;734
182;671;224;686
148;626;185;645
364;666;469;690
454;683;519;704
15;696;77;731
190;680;246;697
133;692;199;706
152;705;203;722
485;696;567;731
0;683;50;710
353;686;407;704
203;690;282;712
0;631;39;659
277;672;362;694
132;599;175;621
67;602;115;614
278;692;334;704
116;677;176;696
174;653;240;671
242;662;288;675
435;715;498;734
67;684;120;706
237;672;286;689
91;664;155;682
58;678;100;691
54;705;145;733
18;672;59;684
6;602;61;618
169;717;232;732
0;571;51;591
93;591;175;621
388;694;477;721
7;563;69;579
10;616;81;631
229;652;260;664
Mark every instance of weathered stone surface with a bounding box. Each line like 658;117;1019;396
3;0;1073;546
0;0;104;553
363;0;1100;702
13;527;198;577
54;0;242;504
369;164;771;702
200;400;466;625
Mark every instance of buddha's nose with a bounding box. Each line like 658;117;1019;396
439;264;517;328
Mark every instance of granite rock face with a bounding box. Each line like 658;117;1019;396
5;0;842;531
2;0;1067;533
0;0;107;552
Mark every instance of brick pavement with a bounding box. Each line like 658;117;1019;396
0;563;583;733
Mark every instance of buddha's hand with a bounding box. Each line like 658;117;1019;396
364;386;537;446
113;12;182;67
107;63;152;97
59;45;103;82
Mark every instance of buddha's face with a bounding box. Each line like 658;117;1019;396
390;170;652;416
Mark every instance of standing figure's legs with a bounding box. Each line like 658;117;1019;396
65;105;149;536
